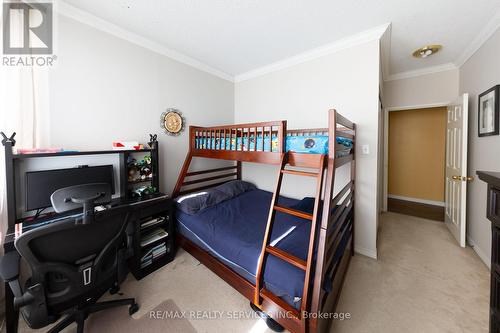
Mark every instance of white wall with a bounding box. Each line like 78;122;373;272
235;40;381;259
48;16;234;195
383;69;459;109
459;27;500;267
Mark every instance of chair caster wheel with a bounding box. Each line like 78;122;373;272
129;303;139;315
109;285;120;295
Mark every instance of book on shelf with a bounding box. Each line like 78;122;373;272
140;216;165;229
140;259;153;269
16;148;64;154
140;242;167;268
140;228;168;247
141;243;166;261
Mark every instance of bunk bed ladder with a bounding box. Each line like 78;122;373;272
254;152;326;331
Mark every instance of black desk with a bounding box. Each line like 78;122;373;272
3;193;175;333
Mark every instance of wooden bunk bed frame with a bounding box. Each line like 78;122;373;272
173;109;356;333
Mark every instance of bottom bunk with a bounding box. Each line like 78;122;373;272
174;181;354;333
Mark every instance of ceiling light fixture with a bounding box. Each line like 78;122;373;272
412;45;442;58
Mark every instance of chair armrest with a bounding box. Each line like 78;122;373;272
0;251;28;309
0;251;20;282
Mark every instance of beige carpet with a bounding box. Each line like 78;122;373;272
332;212;490;333
16;299;197;333
12;212;490;333
85;299;196;332
15;250;274;333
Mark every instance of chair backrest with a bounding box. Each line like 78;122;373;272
14;205;131;316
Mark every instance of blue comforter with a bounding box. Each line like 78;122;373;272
176;189;312;309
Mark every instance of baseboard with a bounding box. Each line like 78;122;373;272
467;234;490;270
388;195;444;207
387;197;444;222
355;246;378;260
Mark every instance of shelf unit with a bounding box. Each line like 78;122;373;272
2;136;174;278
130;198;175;280
3;139;160;228
11;148;155;159
119;142;160;200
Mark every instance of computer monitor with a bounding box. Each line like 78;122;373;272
25;165;115;212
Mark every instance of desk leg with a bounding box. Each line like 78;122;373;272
5;281;18;333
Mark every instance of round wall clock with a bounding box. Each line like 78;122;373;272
161;108;185;136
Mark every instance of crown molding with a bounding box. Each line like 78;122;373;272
57;1;234;82
386;102;450;112
384;62;457;82
455;8;500;68
234;23;391;83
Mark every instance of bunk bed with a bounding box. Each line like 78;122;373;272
172;109;356;333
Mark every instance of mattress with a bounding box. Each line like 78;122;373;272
196;135;353;156
176;189;313;309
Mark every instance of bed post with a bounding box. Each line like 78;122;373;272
309;110;336;331
172;126;196;198
350;123;356;256
236;161;242;180
279;120;287;153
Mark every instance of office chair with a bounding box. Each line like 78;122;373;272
0;183;139;333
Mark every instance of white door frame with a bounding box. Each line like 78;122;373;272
382;102;451;212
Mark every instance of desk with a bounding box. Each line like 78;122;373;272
3;193;175;333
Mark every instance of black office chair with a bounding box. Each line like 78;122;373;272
0;183;139;333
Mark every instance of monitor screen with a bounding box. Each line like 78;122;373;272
25;165;115;211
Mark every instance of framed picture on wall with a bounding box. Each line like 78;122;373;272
478;85;499;137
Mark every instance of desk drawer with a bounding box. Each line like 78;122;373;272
138;200;171;219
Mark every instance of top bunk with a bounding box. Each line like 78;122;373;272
187;109;355;169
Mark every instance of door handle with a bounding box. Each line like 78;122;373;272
452;175;461;181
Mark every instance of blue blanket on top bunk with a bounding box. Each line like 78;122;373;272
196;135;353;156
176;188;351;309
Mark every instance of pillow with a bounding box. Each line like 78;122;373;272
176;189;229;215
214;180;256;197
176;180;256;215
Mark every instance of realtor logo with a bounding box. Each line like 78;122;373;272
2;2;53;54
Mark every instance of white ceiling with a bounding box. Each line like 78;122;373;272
62;0;500;80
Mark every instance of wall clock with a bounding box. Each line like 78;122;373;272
161;108;185;136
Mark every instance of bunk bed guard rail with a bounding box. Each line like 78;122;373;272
189;120;287;164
